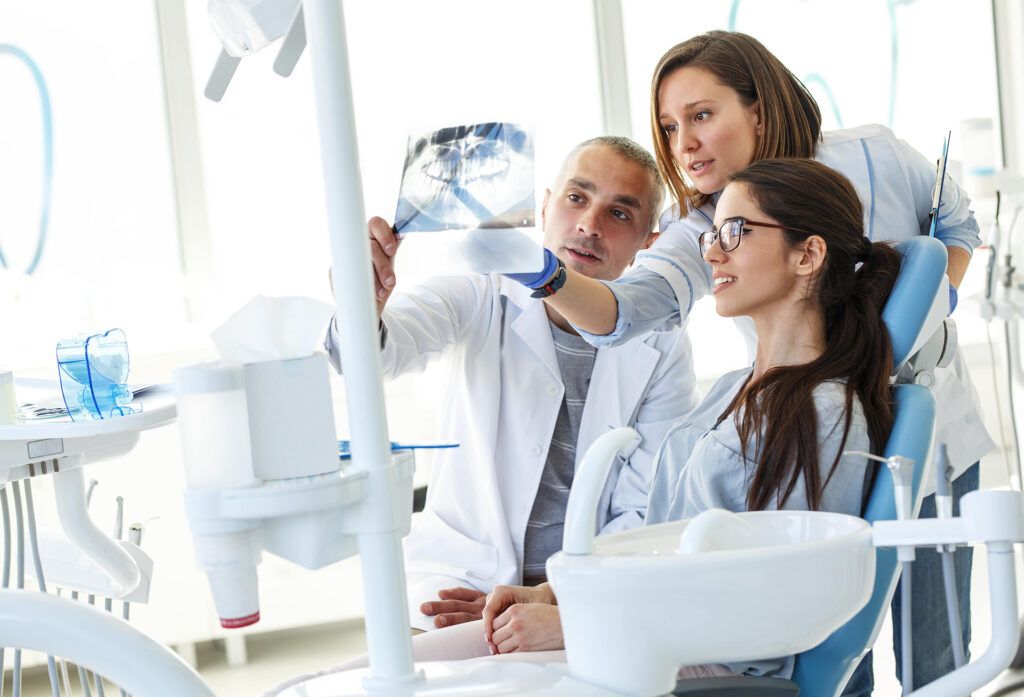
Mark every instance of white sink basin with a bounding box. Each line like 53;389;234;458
547;508;875;697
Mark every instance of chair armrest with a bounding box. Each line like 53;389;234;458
673;676;800;696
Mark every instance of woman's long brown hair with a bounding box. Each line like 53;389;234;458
650;31;822;213
722;159;900;511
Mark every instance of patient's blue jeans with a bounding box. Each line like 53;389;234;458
843;462;978;696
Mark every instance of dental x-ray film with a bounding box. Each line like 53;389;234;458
393;121;543;275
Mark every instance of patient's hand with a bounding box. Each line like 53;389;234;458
419;587;486;628
482;583;556;650
490;603;564;654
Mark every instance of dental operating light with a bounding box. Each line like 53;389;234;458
204;0;306;101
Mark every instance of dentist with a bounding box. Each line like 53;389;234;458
328;136;697;632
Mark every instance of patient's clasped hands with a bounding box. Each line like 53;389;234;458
482;583;564;655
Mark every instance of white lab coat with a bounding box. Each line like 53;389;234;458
332;273;697;630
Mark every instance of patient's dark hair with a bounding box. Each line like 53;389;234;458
721;158;900;511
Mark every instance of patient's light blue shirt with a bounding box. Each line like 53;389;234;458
645;367;873;679
647;368;872;524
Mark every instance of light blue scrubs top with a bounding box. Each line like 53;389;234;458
646;367;873;678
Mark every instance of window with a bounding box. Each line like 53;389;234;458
182;0;605;306
0;2;181;367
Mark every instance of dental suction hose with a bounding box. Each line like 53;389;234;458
851;450;918;693
0;590;215;697
933;445;966;668
888;454;916;694
51;467;141;597
562;428;641;555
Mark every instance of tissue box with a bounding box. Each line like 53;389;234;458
244;354;339;481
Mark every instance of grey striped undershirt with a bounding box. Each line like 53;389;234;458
521;321;597;585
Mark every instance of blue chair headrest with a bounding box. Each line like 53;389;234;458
882;237;948;370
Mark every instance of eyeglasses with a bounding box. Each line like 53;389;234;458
699;217;791;257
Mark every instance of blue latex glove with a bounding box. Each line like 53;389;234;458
505;248;559;289
948;285;958;315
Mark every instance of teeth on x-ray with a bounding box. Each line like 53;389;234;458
421;144;509;185
395;121;534;234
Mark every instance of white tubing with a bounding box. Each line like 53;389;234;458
562;428;641;555
23;480;62;697
0;590;214;697
901;562;913;694
52;468;140;597
303;0;414;684
909;543;1020;697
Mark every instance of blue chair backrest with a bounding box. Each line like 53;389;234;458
790;236;946;697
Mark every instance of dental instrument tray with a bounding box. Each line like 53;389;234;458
0;378;176;482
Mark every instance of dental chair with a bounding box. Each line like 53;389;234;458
612;235;949;697
670;389;934;697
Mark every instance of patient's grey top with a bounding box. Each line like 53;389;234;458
646;366;872;679
521;322;597;584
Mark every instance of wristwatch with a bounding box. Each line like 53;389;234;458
530;256;568;298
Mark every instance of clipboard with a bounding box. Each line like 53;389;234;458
927;130;951;237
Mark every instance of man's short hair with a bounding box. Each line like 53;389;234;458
557;136;665;232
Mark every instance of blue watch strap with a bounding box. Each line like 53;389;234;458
506;248;559;289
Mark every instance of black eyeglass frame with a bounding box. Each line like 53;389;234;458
699;217;793;257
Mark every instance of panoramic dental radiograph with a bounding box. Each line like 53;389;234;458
395;121;535;233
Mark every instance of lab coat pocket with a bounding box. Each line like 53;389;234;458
404;509;500;584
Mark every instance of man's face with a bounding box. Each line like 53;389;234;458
542;145;658;281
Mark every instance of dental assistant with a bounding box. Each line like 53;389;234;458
509;31;990;694
328;136;697;632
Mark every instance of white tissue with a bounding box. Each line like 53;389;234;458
211;295;334;364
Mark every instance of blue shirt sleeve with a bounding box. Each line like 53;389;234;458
572;206;714;348
574;269;681;348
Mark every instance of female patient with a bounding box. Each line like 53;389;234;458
320;158;901;682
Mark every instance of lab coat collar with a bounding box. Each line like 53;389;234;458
576;336;660;473
502;277;562;381
497;276;663;432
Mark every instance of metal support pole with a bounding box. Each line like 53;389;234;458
302;0;416;685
